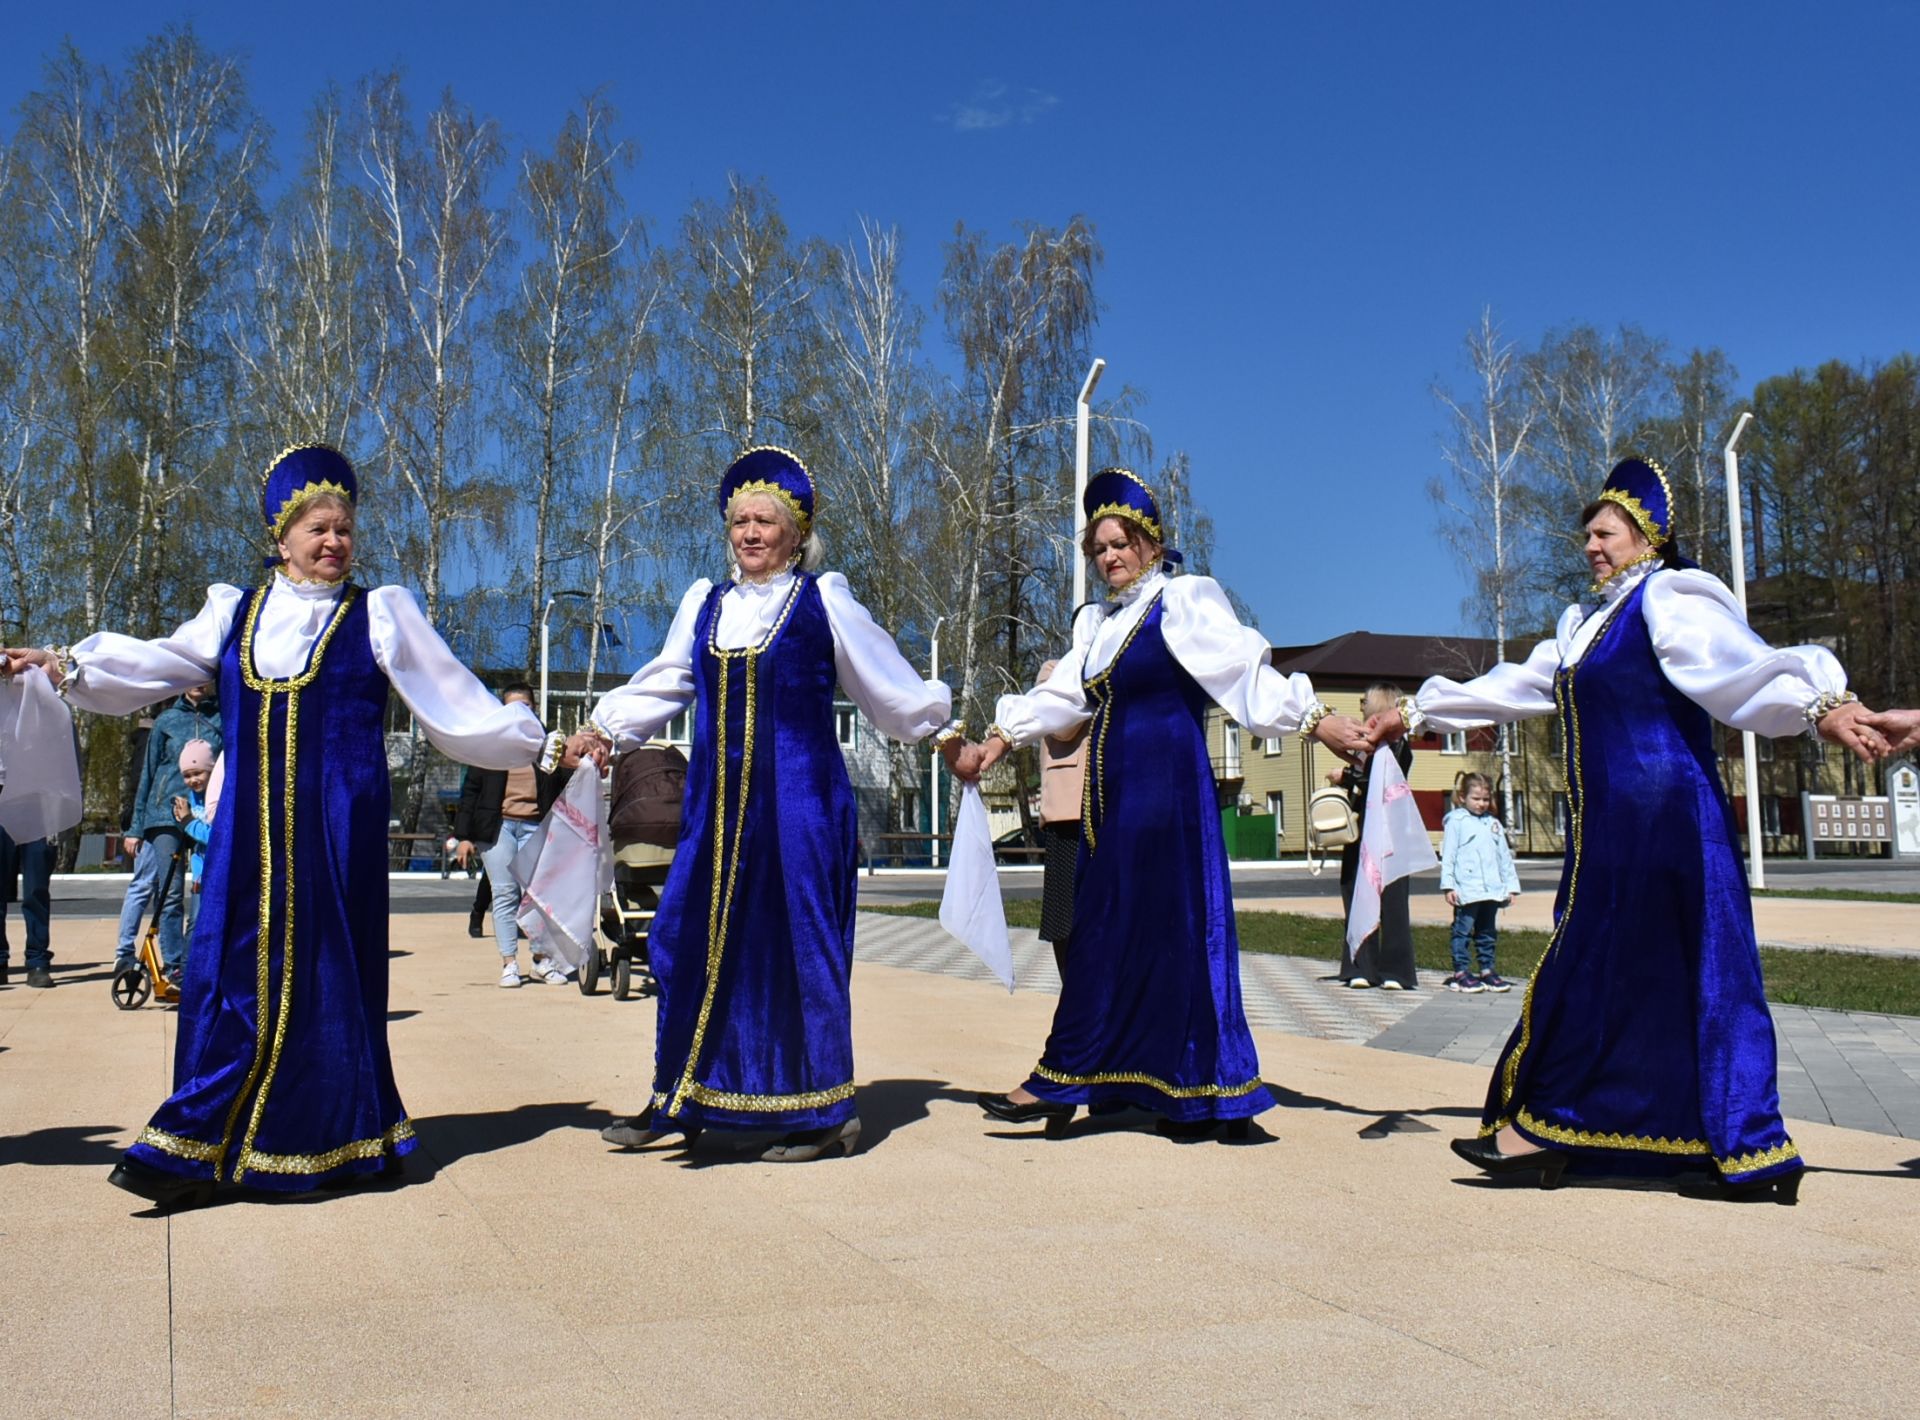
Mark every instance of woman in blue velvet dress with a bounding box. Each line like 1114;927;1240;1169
6;446;563;1208
960;470;1367;1140
1374;458;1887;1202
580;448;961;1162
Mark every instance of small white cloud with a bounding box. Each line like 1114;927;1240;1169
941;80;1060;132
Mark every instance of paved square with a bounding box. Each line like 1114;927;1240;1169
4;915;1918;1418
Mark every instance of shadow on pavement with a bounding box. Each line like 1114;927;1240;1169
408;1100;610;1180
1267;1081;1482;1123
1808;1157;1920;1181
0;1123;130;1167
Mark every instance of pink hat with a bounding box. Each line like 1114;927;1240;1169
178;739;216;774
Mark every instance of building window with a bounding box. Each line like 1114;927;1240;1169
1547;718;1563;758
1755;736;1775;763
1762;797;1782;835
1266;791;1285;835
1505;791;1527;837
1219;719;1242;778
1551;792;1569;838
835;704;858;747
1262;735;1286;756
1442;730;1467;755
663;709;693;745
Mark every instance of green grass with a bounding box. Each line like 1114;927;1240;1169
861;901;1920;1017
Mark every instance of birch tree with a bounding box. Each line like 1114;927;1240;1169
1521;322;1666;605
669;175;824;492
814;218;938;825
357;74;508;827
357;72;509;623
1431;308;1537;821
115;24;266;633
578;244;671;699
497;95;628;677
231;85;374;551
5;44;126;637
931;217;1101;727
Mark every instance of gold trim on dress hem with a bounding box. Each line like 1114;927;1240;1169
1506;1108;1800;1174
239;1120;416;1176
1031;1065;1265;1099
137;1126;223;1163
680;1081;857;1113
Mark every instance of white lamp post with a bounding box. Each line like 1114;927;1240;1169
1071;357;1107;611
539;589;591;725
929;616;946;869
1724;412;1765;889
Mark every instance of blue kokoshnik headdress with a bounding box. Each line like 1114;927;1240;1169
1596;456;1674;547
718;446;815;537
1084;467;1182;567
262;444;358;539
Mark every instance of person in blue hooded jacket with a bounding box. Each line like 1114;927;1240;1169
1438;771;1521;993
113;681;222;987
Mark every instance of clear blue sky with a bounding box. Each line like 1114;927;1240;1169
5;2;1917;647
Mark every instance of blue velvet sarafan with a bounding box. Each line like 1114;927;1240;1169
645;574;861;1132
124;587;416;1191
1023;594;1274;1123
1486;578;1802;1183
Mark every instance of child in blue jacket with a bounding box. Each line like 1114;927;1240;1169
1439;772;1521;992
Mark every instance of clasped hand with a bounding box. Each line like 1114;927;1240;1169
563;729;611;771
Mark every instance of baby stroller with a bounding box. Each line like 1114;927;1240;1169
579;741;685;1000
112;847;185;1010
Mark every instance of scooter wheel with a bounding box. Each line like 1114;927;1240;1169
112;966;152;1011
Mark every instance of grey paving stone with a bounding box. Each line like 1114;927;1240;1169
850;911;1920;1140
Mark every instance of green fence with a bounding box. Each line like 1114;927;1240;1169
1220;808;1279;861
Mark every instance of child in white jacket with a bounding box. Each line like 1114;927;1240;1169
1439;772;1521;992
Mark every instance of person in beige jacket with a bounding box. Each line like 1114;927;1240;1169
1034;658;1089;981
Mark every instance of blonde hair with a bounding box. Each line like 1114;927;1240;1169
1453;771;1494;809
724;487;824;573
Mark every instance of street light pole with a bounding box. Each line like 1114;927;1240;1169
1724;412;1766;889
538;590;591;726
1072;357;1107;611
929;616;945;869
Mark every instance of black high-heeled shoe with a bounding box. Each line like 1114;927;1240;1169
979;1092;1075;1137
1449;1134;1570;1188
1701;1169;1802;1206
107;1158;216;1210
600;1106;700;1149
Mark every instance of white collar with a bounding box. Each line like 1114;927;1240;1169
1109;567;1165;608
729;567;797;597
274;571;350;600
1590;556;1656;606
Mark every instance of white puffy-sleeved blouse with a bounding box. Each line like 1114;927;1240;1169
63;576;550;770
988;569;1326;749
588;570;952;750
1413;561;1850;739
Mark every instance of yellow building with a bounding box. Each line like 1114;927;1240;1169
1206;628;1873;862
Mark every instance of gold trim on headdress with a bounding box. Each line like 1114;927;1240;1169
1596;489;1666;547
724;444;814;536
725;480;812;537
269;481;354;540
1086;502;1163;544
263;443;356;540
1597;457;1673;547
